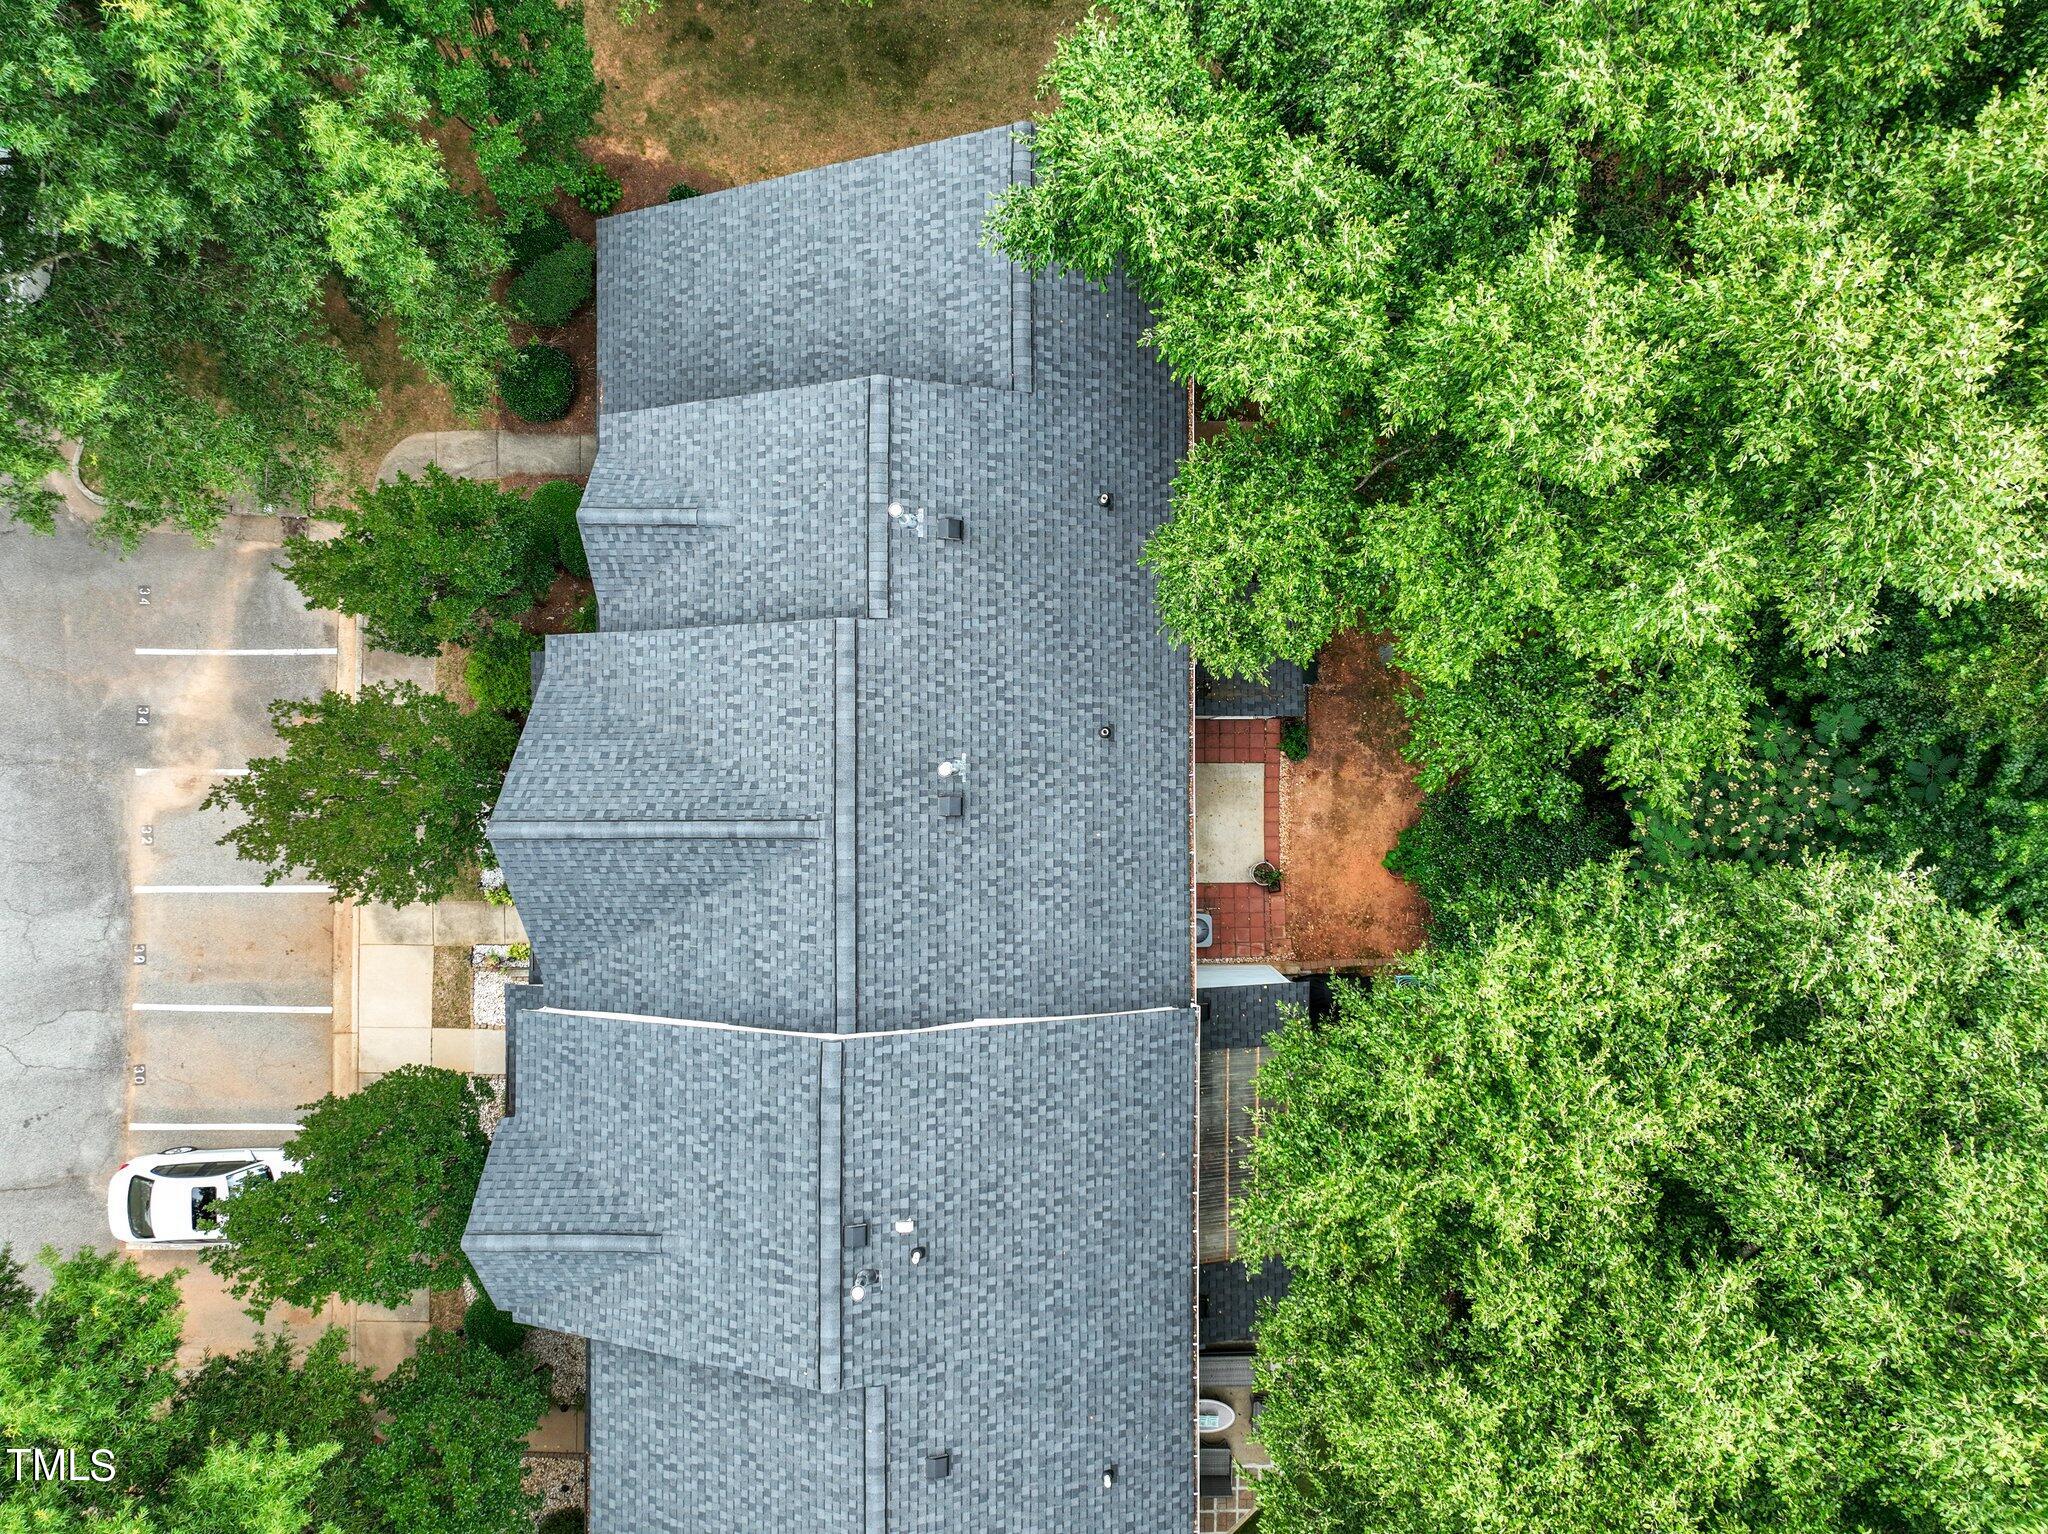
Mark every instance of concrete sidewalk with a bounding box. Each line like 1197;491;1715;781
356;900;524;1078
376;430;595;486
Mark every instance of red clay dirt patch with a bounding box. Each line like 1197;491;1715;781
1278;630;1430;968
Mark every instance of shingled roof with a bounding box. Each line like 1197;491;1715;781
464;126;1196;1534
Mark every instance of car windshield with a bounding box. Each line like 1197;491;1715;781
225;1164;275;1190
126;1175;155;1239
162;1160;252;1179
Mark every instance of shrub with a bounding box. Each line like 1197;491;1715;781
1387;782;1628;947
667;182;698;201
507;241;595;328
465;625;542;717
537;1512;586;1534
528;479;588;579
1632;710;1877;870
462;1292;531;1358
576;168;621;215
571;594;599;633
504;212;570;269
1279;718;1310;761
499;343;576;423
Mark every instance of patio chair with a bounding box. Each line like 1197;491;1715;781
1199;1446;1235;1498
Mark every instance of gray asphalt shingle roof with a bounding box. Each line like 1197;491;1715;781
465;125;1194;1534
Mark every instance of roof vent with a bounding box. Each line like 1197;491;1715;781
935;515;964;542
1098;723;1114;740
938;793;965;819
909;1245;928;1266
1102;1464;1118;1489
843;1222;869;1250
893;1217;916;1235
1097;489;1113;509
850;1267;879;1302
925;1451;953;1482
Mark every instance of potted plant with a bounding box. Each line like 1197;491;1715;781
1252;860;1283;891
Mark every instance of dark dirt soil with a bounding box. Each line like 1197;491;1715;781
1278;629;1431;968
522;570;597;636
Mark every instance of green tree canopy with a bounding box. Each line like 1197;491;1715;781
998;0;2048;819
1240;857;2048;1533
0;1247;182;1503
206;683;516;906
0;0;609;541
203;1066;494;1315
0;1249;541;1534
279;468;555;656
349;1330;544;1534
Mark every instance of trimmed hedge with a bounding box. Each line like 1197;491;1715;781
462;1291;532;1357
529;479;588;580
508;241;595;328
464;625;542;717
505;211;570;269
499;343;576;423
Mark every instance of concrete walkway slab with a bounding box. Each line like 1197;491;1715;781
375;430;596;487
354;1318;429;1378
1196;763;1268;883
431;1028;506;1074
361;903;436;945
358;945;433;1029
358;1026;433;1073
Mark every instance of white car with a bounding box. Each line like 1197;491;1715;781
107;1147;298;1246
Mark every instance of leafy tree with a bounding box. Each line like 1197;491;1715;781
0;0;478;539
998;0;2048;819
203;1067;494;1316
0;1248;183;1506
1385;779;1625;946
1770;598;2048;923
279;469;553;656
157;1333;372;1531
385;0;613;233
1240;856;2048;1534
0;1440;340;1534
206;684;516;906
351;1330;544;1534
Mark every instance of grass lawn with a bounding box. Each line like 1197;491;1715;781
586;0;1086;186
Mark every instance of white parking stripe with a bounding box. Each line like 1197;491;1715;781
134;647;337;656
132;1002;332;1014
128;1122;301;1133
134;766;249;776
132;884;333;894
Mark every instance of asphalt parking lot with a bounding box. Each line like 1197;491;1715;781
0;513;339;1273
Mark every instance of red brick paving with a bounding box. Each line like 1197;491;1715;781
1196;719;1285;960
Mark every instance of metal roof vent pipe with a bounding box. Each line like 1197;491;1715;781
1102;1464;1118;1489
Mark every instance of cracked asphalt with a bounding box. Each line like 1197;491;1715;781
0;514;337;1265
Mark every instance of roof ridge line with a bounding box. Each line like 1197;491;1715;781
529;1004;1193;1039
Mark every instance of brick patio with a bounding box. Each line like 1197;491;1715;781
1196;718;1285;959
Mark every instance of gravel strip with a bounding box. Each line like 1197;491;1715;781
522;1454;585;1516
525;1326;589;1408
